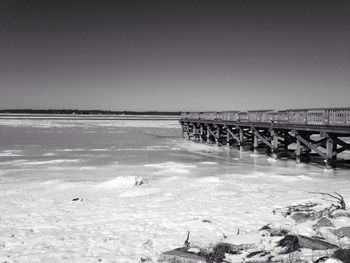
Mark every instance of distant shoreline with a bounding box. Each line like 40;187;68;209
0;109;180;116
0;113;179;121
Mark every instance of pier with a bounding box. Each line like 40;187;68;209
179;108;350;169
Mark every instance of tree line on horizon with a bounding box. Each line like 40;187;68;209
0;109;181;115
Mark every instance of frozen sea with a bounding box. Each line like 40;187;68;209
0;117;349;262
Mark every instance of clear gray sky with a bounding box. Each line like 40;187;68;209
0;0;349;111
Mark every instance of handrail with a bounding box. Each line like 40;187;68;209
180;108;350;127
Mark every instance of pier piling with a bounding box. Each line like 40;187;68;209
180;108;350;169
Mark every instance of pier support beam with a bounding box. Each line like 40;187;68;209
215;126;221;146
182;122;190;140
270;130;279;159
296;138;301;164
252;128;277;157
206;126;211;143
226;130;230;146
292;131;340;169
253;132;259;155
325;137;335;169
199;125;204;142
239;128;244;151
206;125;217;144
180;117;350;169
225;125;240;148
192;124;200;142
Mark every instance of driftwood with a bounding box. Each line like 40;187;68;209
310;192;346;217
274;192;347;219
274;202;319;217
184;231;190;248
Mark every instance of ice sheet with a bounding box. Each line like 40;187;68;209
0;118;349;262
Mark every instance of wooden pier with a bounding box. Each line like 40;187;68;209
179;108;350;169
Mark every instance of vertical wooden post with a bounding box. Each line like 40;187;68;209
195;124;199;142
284;131;289;151
186;124;190;140
192;124;196;142
271;129;278;159
200;125;204;142
188;123;192;141
332;139;337;165
253;130;258;155
226;127;230;147
216;126;220;146
295;137;301;164
326;137;334;169
239;128;244;151
206;126;210;143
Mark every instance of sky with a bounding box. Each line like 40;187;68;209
0;1;349;111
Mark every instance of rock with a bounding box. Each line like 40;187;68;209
271;228;289;237
333;249;350;263
333;210;350;219
135;176;147;186
330;226;350;238
259;224;289;236
246;250;270;258
313;217;335;230
140;256;152;262
204;243;242;263
259;224;271;231
277;235;300;253
72;198;80;201
278;235;338;254
291;212;316;223
298;235;338;250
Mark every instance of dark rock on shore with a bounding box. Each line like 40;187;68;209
333;249;350;263
330;226;350;238
313;217;335;230
291;212;316;223
278;234;338;254
333;210;350;219
159;247;206;263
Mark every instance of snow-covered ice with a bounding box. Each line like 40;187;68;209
0;117;349;262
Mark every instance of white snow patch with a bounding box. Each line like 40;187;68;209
179;141;223;153
144;162;196;173
119;188;161;197
297;175;313;181
198;177;221;183
0;150;22;157
43;153;55;156
199;161;218;165
267;157;278;162
324;259;343;263
95;176;142;189
22;159;80;165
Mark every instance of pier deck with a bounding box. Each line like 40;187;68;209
180;108;350;169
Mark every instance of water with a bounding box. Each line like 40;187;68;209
0;117;349;262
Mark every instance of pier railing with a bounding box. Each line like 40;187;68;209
181;108;350;127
